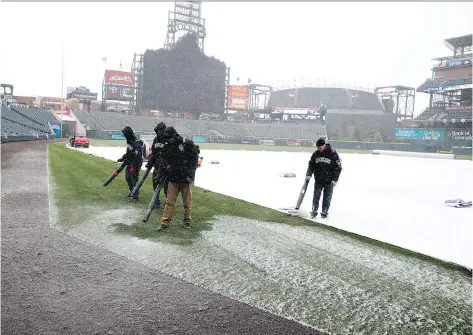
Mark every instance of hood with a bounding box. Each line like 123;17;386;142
183;138;199;155
121;126;136;143
163;126;182;144
154;122;166;136
163;126;178;139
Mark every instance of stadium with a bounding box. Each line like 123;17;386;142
1;2;472;335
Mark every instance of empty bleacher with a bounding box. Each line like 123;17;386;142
415;107;472;122
10;106;54;134
69;111;327;140
268;87;382;111
1;106;56;141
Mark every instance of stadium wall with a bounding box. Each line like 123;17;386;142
371;150;455;160
325;112;397;142
182;135;470;154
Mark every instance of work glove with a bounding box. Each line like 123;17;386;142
331;180;337;187
129;167;135;174
305;175;311;181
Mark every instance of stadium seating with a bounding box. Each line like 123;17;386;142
417;77;472;93
10;106;54;134
1;106;54;136
268;87;383;110
92;112;130;131
1;106;56;142
67;111;327;140
416;107;472;123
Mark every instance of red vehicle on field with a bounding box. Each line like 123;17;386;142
74;136;90;148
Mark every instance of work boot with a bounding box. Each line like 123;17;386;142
157;224;169;232
310;212;318;219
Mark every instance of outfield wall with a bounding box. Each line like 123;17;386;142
87;132;471;155
371;150;456;160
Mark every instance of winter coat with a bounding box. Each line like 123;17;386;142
160;127;199;183
147;135;166;170
306;147;342;184
119;127;143;170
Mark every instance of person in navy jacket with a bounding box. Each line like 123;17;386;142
305;138;342;218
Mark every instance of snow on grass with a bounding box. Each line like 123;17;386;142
50;144;472;335
73;144;473;269
52;211;472;335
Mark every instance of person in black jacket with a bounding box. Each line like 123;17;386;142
157;126;200;231
306;138;342;218
145;122;168;208
117;126;143;201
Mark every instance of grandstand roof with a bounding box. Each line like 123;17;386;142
445;34;472;52
376;85;414;91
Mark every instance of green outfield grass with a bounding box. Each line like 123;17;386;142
49;143;311;242
48;143;472;335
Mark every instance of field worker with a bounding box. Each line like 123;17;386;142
305;138;342;219
145;122;168;209
117;126;144;201
157;127;200;231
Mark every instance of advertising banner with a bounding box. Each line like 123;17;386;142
446;106;472;110
395;128;445;141
67;91;98;101
48;121;61;138
207;137;241;144
54;109;71;117
227;85;249;110
104;70;135;87
436;59;471;69
67;87;98;101
120;86;134;100
105;85;134;101
239;138;259;145
447;129;472;141
286;140;302;147
192;135;208;143
259;139;275;146
106;85;121;100
395;128;421;140
110;133;125;140
422;129;445;141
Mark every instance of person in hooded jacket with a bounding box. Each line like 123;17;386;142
117;126;144;200
145;122;168;208
157;126;200;231
306;138;342;218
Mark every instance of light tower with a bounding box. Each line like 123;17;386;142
164;1;206;52
375;86;416;122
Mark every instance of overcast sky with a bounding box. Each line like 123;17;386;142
1;2;472;115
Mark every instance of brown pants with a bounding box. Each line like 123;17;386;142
162;182;193;226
